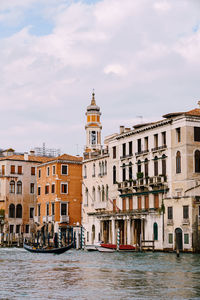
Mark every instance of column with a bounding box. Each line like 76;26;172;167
127;217;131;245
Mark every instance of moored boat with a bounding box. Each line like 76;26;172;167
100;243;136;251
24;242;74;254
97;247;115;253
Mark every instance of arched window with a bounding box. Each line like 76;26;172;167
102;162;104;175
137;160;141;173
105;161;107;175
129;162;132;180
144;158;148;177
122;163;126;181
113;166;116;184
154;157;158;176
153;222;158;241
162;155;166;176
85;188;88;205
106;185;109;201
9;204;15;218
93;163;95;177
92;187;96;202
195;150;200;173
17;181;22;194
98;186;101;202
102;186;105;202
16;204;22;218
176;151;181;173
9;180;15;194
84;165;87;177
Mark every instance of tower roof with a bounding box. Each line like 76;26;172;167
87;91;100;112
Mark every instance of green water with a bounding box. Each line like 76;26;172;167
0;248;200;299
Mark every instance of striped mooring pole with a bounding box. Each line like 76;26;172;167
117;228;120;251
82;227;85;249
58;228;62;248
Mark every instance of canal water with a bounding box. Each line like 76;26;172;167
1;248;200;300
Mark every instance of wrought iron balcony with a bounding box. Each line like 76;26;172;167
151;145;167;152
135;150;149;157
48;215;55;222
60;215;69;223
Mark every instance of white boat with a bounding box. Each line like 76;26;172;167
97;247;115;253
85;242;102;251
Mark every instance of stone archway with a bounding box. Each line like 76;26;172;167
175;227;183;250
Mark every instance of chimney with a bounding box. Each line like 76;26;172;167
125;128;131;132
120;126;125;134
30;150;35;156
24;152;29;161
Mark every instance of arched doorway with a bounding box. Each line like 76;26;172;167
175;228;183;250
92;225;95;244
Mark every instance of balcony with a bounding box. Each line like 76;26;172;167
43;216;48;223
135;150;149;157
151;145;167;152
149;175;167;186
94;201;107;210
182;218;190;225
60;215;69;223
48;215;55;222
120;153;133;160
167;219;173;226
34;216;40;223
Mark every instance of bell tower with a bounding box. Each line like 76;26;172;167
85;92;102;152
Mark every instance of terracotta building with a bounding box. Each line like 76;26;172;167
0;152;50;239
35;154;82;236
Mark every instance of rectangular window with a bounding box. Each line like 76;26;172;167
52;165;56;175
30;207;34;219
122;143;126;157
194;127;200;142
2;165;5;175
138;196;141;210
129;141;132;156
38;186;41;196
154;194;159;209
30;183;34;194
47;166;50;177
113;146;116;159
38;204;41;217
38;169;41;178
18;166;22;175
51;184;55;194
137;139;141;153
45;185;49;194
10;165;15;174
52;203;55;216
176;128;181;143
31;167;35;175
113;199;116;212
129;197;133;210
122;198;126;211
25;225;29;234
168;207;173;219
10;225;14;234
16;224;20;234
87;231;89;242
154;134;158;148
61;183;68;194
184;233;189;244
162;131;166;146
61;203;67;215
145;196;149;209
183;205;189;219
144;137;148;151
168;233;173;244
61;165;68;175
46;203;49;216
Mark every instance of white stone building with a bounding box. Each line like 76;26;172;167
82;96;200;252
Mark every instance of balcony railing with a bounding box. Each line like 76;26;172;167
94;201;107;210
151;145;167;152
135;150;149;156
167;219;173;225
48;215;55;222
60;215;69;223
43;216;48;223
34;216;40;223
182;218;190;225
118;175;167;192
120;153;133;160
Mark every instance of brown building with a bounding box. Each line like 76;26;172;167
35;154;82;236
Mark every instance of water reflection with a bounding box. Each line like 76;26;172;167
1;249;200;299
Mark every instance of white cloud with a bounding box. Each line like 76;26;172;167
104;64;127;76
153;1;171;12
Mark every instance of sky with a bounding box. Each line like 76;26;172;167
0;0;200;155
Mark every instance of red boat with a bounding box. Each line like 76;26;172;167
100;243;135;251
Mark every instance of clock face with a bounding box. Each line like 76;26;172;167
91;131;96;145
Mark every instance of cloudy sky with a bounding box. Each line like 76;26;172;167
0;0;200;155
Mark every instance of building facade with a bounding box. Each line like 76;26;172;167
82;96;200;252
35;154;82;239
